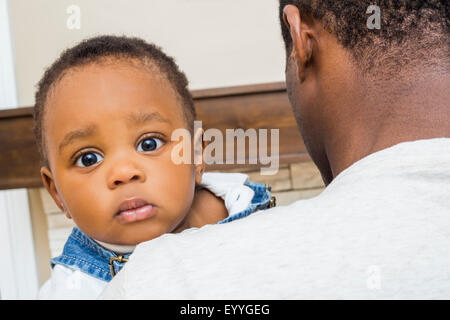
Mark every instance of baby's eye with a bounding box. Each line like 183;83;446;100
75;152;104;167
137;137;164;152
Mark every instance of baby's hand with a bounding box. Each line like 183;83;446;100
173;188;228;233
189;188;228;227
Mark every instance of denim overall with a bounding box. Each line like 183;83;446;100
51;181;275;282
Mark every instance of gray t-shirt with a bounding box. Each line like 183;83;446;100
101;138;450;299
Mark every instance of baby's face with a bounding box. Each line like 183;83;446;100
41;60;199;245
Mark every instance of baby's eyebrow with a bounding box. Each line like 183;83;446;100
59;124;96;154
58;112;170;154
126;111;171;125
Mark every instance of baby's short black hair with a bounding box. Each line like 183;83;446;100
34;35;195;168
279;0;449;71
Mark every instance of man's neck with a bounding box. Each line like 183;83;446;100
324;69;450;181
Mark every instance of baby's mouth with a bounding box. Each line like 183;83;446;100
115;198;156;224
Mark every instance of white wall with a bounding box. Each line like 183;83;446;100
0;0;17;108
8;0;286;107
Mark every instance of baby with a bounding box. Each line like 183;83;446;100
34;35;274;299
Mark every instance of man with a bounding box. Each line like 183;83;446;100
102;1;449;299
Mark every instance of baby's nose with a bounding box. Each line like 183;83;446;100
108;164;146;189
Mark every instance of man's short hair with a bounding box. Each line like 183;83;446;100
279;0;449;71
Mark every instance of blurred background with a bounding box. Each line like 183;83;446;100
0;0;324;299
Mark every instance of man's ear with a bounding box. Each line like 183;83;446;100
193;127;205;185
40;166;71;219
283;4;314;82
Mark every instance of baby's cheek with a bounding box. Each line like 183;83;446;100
63;182;107;226
157;163;196;212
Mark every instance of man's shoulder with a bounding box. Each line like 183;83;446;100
103;139;450;299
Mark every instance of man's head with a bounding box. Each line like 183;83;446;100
34;36;204;245
279;0;449;184
280;1;449;74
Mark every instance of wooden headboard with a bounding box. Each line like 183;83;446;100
0;82;309;190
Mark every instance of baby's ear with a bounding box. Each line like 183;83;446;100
193;127;205;185
40;166;71;218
